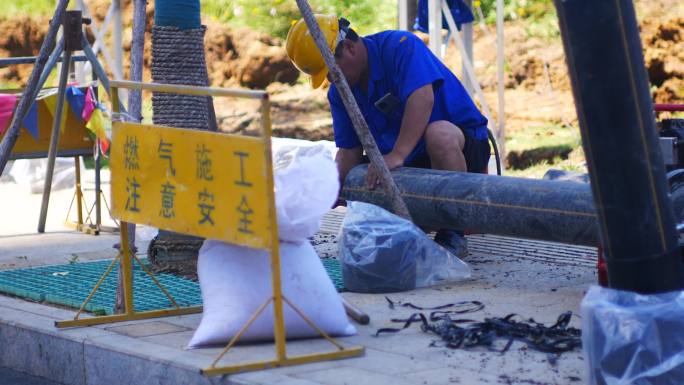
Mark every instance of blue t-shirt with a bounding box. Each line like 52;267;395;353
328;30;488;164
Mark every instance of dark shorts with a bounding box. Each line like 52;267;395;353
363;134;491;173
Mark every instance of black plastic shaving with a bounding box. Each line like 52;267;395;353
377;298;581;354
384;296;485;312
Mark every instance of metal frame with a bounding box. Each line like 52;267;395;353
422;0;506;159
56;80;364;375
0;52;113;235
63;154;119;236
74;0;123;82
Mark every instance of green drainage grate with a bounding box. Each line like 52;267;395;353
0;259;201;315
0;258;345;315
321;258;344;291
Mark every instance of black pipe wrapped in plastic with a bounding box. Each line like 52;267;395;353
341;166;599;246
554;0;684;293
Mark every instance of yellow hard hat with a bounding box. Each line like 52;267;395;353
286;14;340;89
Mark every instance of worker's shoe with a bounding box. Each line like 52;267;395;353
434;230;469;259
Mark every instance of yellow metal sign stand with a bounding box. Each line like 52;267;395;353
55;81;364;375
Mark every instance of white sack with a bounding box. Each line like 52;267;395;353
189;145;353;347
188;240;356;347
273;145;339;243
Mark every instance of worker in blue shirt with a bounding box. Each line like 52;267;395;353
286;15;491;257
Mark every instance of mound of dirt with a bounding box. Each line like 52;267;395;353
0;15;47;86
643;17;684;103
204;24;299;89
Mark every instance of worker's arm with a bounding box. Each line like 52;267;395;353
367;83;434;188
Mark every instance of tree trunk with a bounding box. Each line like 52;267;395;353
148;0;212;268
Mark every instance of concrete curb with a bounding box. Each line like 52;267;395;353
0;296;252;385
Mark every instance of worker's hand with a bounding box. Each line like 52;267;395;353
366;152;404;190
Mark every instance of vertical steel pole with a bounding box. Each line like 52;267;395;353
91;57;102;230
113;0;123;79
37;50;72;233
496;0;505;158
428;0;442;57
113;0;124;105
461;0;474;95
95;140;102;229
398;0;417;31
74;156;84;226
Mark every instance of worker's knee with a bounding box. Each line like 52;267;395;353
425;121;465;157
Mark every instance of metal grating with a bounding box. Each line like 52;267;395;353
467;234;597;268
321;258;344;291
0;259;201;315
0;258;346;315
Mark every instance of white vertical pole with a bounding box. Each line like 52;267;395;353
398;0;417;31
398;0;408;30
113;0;123;79
462;0;474;95
428;0;442;58
496;0;505;157
113;0;126;103
442;0;491;120
74;1;87;84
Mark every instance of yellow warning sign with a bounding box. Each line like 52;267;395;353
110;122;272;250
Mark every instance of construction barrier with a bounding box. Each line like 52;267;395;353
55;80;364;376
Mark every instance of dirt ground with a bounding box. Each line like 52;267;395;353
0;0;682;171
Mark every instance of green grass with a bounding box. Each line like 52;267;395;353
2;0;558;41
201;0;556;39
203;0;397;39
504;124;583;173
506;124;580;153
0;0;57;18
504;154;586;179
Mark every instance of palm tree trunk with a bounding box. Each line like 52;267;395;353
148;0;214;267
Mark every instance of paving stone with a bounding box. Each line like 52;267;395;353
140;330;195;350
291;366;416;385
105;320;191;338
232;371;325;385
158;313;203;329
403;366;505;384
339;347;443;376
